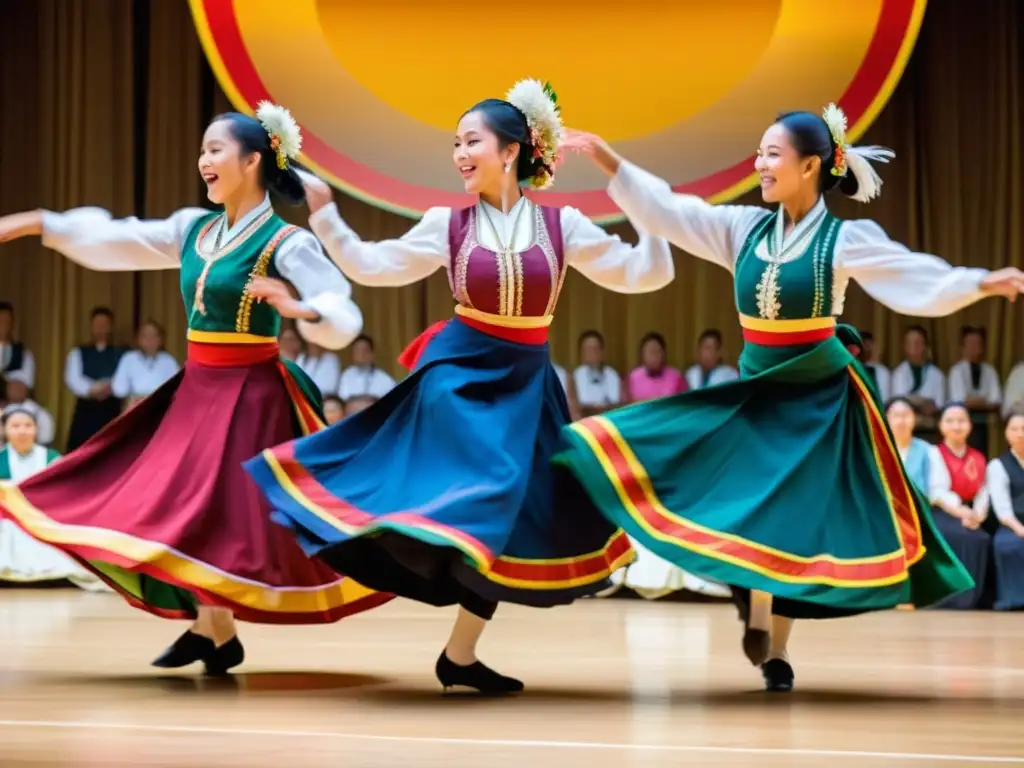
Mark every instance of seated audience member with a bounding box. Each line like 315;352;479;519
0;375;55;447
551;362;581;421
278;327;303;362
626;332;685;402
929;403;992;609
947;326;1002;453
0;406;105;590
338;335;395;401
987;412;1024;611
684;329;738;390
64;306;126;451
344;396;378;417
297;341;342;397
572;330;621;416
891;325;945;434
322;395;345;426
857;330;892;402
0;301;36;395
1001;362;1024;420
111;320;180;408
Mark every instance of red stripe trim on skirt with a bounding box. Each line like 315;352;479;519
398;317;549;370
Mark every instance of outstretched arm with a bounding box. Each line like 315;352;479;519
563;130;765;272
0;207;205;270
561;207;674;293
301;171;448;287
838;220;1024;316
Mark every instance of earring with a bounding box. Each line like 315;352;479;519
504;162;511;174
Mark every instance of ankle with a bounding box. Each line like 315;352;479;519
444;645;478;667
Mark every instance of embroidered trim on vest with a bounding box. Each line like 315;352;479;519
235;225;300;333
453;208;476;309
536;205;562;315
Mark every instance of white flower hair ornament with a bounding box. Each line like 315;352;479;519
256;101;303;170
505;79;564;190
822;102;894;204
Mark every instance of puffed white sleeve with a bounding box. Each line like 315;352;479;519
41;207;208;271
273;229;364;351
835;220;990;317
927;444;960;509
560;206;673;293
309;203;449;287
607;160;767;273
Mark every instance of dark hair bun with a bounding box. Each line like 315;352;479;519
775;111;859;200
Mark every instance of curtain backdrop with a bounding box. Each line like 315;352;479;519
1;0;1021;448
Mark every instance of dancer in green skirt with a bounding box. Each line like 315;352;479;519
556;104;1024;692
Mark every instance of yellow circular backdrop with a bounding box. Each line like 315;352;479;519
190;0;926;221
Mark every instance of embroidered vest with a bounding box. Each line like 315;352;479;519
937;443;986;504
997;452;1024;523
180;211;297;337
734;210;844;320
447;204;565;317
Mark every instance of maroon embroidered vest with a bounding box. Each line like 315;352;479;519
446;204;565;317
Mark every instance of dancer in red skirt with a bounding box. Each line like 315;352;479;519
0;103;391;675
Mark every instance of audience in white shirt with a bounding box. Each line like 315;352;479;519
947;326;1002;453
111;321;180;407
0;302;35;391
684;329;739;390
1002;363;1024;420
338;335;396;409
0;376;55;446
892;325;945;433
857;330;892;402
572;330;621;416
296;342;342;397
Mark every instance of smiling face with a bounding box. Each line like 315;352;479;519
939;405;972;446
886;400;917;443
199;119;261;205
3;411;36;453
452;111;519;196
754;123;820;205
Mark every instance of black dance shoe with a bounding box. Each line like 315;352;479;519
761;658;795;693
203;636;245;677
435;652;524;695
151;631;216;669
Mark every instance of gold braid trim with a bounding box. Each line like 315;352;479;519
235;225;300;333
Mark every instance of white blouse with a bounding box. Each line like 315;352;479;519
1004;363;1024;419
947;360;1002;408
296;352;342;396
863;362;893;403
684;364;739;390
986;452;1024;524
338;366;396;401
608;161;990;318
308;197;674;294
111;350;181;399
891;361;946;407
3;444;51;482
41;195;362;350
573;365;622;408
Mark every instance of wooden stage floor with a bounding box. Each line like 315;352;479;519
0;589;1022;766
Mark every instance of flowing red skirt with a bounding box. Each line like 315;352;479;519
0;351;390;624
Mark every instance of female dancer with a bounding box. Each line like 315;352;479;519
554;105;1024;692
244;79;674;694
0;103;388;675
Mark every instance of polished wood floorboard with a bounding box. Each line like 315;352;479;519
1;590;1023;766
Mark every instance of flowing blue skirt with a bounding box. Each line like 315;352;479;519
244;317;633;608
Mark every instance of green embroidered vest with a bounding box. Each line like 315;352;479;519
180;210;298;337
734;209;843;321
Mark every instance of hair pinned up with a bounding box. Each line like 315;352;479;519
776;103;894;203
211;108;306;206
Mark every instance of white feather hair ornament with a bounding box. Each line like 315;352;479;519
822;102;894;203
256;101;303;170
505;79;563;190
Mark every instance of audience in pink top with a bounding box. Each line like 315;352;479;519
626;332;686;403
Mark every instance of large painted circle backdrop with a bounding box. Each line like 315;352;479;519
190;0;926;222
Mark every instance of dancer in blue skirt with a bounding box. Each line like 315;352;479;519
245;79;675;694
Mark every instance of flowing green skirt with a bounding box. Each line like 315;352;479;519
554;330;971;616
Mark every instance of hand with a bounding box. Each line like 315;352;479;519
561;129;621;178
959;509;981;530
88;380;112;399
297;169;333;214
0;210;43;243
981;268;1024;301
246;277;318;321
